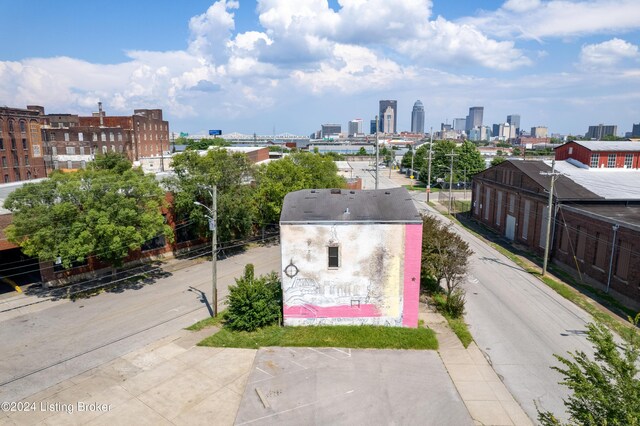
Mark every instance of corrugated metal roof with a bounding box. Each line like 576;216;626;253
561;204;640;231
280;187;422;223
563;140;640;152
552;161;640;200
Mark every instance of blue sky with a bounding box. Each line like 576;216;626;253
1;0;639;137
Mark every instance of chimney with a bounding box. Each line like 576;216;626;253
98;101;104;126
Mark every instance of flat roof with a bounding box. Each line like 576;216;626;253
562;140;640;152
561;203;640;232
551;160;640;201
280;187;422;223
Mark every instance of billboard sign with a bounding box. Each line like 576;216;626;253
209;130;222;136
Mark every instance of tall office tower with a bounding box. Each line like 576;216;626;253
453;118;466;131
348;119;363;136
507;114;521;135
632;123;640;137
379;100;397;133
585;124;617;139
531;126;549;138
411;100;425;133
465;106;484;132
370;119;377;134
321;124;341;138
382;106;395;133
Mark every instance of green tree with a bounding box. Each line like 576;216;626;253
455;140;485;181
420;215;472;317
491;156;506;167
5;155;172;269
165;148;256;246
289;152;346;189
419;140;456;185
225;265;282;332
402;144;429;172
185;137;230;150
537;317;640;426
358;146;368;156
512;147;522;157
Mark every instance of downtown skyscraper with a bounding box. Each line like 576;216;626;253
465;106;484;132
379;100;397;134
411;100;425;134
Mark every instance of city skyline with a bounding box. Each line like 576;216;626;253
1;0;639;136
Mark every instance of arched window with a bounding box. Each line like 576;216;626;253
19;121;26;133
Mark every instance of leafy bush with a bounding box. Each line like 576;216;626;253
224;264;282;332
444;289;466;318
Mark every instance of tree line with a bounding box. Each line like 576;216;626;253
4;151;345;271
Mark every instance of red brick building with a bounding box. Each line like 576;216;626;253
0;106;47;183
41;104;170;172
555;140;640;169
472;159;640;309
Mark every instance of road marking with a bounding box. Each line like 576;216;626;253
307;347;338;360
332;348;352;357
256;367;273;377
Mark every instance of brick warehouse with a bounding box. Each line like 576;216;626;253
471;156;640;309
41;102;170;172
0;106;47;183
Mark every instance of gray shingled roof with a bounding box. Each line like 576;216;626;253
280;187;422;223
507;161;603;201
563;140;640;152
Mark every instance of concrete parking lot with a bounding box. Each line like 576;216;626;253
235;347;473;426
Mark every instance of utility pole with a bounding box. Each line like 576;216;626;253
426;127;433;203
606;224;620;293
410;143;415;189
194;185;218;317
540;159;561;276
445;150;457;214
375;115;379;190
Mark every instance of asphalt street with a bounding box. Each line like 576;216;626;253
351;160;593;421
0;244;281;402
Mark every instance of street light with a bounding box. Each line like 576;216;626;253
193;185;218;317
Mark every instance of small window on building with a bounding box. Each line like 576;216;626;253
19;121;26;133
576;226;587;260
590;153;599;168
65;146;74;155
24;155;29;166
92;132;97;142
101;132;106;142
111;144;115;152
117;133;122;142
22;138;27;149
51;146;57;156
78;132;84;142
79;146;85;155
50;133;56;142
1;157;6;168
615;240;631;281
109;132;114;142
607;154;616;168
3;174;8;183
624;154;633;168
64;132;70;142
102;146;107;154
0;138;4;150
8;120;14;132
328;245;339;268
568;147;573;154
67;160;72;169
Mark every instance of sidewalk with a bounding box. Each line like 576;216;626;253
2;327;256;426
421;305;532;426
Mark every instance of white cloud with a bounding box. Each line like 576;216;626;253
502;0;541;13
188;0;239;61
465;0;640;40
580;38;640;68
397;17;531;71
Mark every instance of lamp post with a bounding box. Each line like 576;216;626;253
194;185;217;317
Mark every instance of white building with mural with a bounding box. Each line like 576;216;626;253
279;187;423;327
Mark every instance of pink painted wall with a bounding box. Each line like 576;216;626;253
284;304;381;318
402;223;423;327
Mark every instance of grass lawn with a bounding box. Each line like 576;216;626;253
443;315;473;348
197;324;438;350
